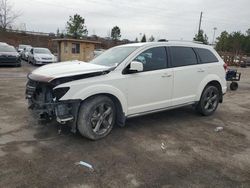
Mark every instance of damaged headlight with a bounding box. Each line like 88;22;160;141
53;87;70;100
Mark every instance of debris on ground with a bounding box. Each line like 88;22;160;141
214;126;224;132
161;143;167;152
75;161;94;171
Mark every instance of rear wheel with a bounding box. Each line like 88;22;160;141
196;85;220;116
77;96;116;140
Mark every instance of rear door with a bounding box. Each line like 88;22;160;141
169;46;207;106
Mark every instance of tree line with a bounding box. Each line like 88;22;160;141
215;29;250;55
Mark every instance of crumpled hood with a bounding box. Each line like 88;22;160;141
31;60;109;79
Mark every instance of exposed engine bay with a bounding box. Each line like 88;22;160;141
26;76;80;133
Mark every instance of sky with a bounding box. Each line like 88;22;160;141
10;0;250;43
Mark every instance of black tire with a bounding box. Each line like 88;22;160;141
230;82;238;91
77;96;116;140
196;85;220;116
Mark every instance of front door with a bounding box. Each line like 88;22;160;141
124;47;173;115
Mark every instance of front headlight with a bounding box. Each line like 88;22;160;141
34;55;41;60
53;87;70;100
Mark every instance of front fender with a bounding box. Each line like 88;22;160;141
195;74;223;101
61;84;128;115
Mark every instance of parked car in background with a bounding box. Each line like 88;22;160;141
28;47;57;65
0;45;21;67
21;46;32;61
240;56;250;67
26;41;227;140
17;44;31;54
0;42;8;46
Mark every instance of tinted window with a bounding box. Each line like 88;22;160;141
134;47;167;71
170;47;197;67
194;48;219;63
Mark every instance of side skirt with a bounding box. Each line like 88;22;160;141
127;102;196;118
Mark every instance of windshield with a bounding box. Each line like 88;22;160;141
34;48;51;54
90;46;138;67
19;45;30;49
0;46;17;52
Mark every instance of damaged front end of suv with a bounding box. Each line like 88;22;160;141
26;73;81;132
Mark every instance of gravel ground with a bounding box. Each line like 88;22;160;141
0;61;250;188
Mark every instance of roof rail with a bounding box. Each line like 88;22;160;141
158;39;168;42
167;40;204;44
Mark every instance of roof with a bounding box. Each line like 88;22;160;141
52;38;101;44
121;41;213;49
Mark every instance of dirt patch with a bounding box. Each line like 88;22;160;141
0;63;250;187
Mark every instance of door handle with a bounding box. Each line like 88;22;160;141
161;73;172;78
197;68;205;73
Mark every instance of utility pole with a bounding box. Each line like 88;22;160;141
212;27;217;45
198;12;203;35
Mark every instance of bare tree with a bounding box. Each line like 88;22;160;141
0;0;20;30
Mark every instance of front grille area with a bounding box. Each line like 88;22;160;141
42;57;52;60
26;80;38;99
25;79;54;108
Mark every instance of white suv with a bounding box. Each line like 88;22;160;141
26;42;227;140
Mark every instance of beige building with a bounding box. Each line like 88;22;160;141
53;38;101;62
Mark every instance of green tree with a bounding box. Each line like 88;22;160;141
193;30;208;44
56;28;60;37
215;29;250;54
111;26;121;40
229;32;245;55
141;34;146;42
148;35;155;42
215;31;229;52
66;14;88;39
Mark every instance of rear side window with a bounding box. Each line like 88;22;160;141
194;48;218;63
170;47;197;67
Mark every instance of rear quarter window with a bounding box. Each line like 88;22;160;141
194;48;219;64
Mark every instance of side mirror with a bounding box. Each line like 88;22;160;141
129;61;143;72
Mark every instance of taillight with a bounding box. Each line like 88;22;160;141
223;63;228;71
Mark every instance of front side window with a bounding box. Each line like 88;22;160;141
72;43;80;54
133;47;167;72
170;47;197;67
194;48;219;63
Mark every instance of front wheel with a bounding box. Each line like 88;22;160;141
196;85;220;116
77;96;116;140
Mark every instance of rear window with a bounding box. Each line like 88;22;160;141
170;47;198;67
194;48;218;63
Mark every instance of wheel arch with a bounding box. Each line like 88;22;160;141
196;75;223;103
81;93;126;127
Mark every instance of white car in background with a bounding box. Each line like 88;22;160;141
26;41;227;140
17;44;31;53
21;46;32;61
28;47;57;65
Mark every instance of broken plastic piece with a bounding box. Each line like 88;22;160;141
161;143;167;151
75;161;94;170
214;126;223;132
